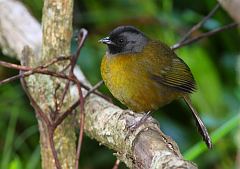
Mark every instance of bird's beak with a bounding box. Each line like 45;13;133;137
98;37;115;45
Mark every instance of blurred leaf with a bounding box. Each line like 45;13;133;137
9;156;23;169
26;146;40;169
1;108;19;169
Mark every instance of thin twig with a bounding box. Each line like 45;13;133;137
0;63;110;101
54;98;80;128
0;73;25;85
0;68;71;85
80;82;112;102
84;80;104;99
20;76;52;127
72;29;88;169
40;56;71;69
171;22;238;50
52;84;61;120
48;129;62;169
0;56;70;71
178;3;220;44
112;159;120;169
75;79;85;169
70;29;88;73
20;76;62;169
0;60;31;71
58;81;71;110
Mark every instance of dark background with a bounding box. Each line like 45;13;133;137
0;0;239;168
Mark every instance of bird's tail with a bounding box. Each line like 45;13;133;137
183;95;212;149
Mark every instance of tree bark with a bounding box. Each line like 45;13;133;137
83;95;197;168
2;0;76;168
36;1;76;168
0;0;200;168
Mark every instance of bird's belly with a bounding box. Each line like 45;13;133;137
107;74;171;112
101;55;178;112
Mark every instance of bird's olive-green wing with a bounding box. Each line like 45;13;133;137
150;42;196;93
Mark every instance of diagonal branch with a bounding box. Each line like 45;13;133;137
171;22;238;50
178;3;220;44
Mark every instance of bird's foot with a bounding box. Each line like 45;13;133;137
128;111;151;132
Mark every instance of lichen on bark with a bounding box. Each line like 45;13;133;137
22;0;77;169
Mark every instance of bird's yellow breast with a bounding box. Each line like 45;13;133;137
101;43;181;112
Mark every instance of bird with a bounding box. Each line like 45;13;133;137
99;25;212;148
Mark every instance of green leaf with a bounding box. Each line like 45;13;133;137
9;156;22;169
184;113;240;160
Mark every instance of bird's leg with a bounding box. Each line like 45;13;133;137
128;111;151;131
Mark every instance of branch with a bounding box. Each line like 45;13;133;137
0;0;41;59
171;2;238;50
177;3;220;44
0;60;108;100
172;22;238;50
83;95;197;168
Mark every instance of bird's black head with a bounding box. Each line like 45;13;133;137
99;26;149;55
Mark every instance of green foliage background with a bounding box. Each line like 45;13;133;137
0;0;239;169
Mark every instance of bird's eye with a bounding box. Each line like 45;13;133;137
118;39;124;43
